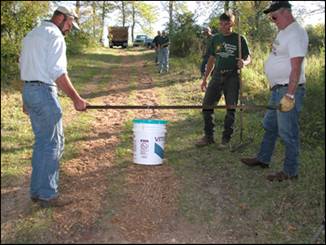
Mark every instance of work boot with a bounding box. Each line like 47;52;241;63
38;196;73;208
217;139;230;150
240;158;269;168
195;136;215;147
266;171;298;182
31;196;39;203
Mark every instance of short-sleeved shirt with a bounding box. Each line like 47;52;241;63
159;35;169;48
19;20;67;85
264;21;308;87
208;32;250;72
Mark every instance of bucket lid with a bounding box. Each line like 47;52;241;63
133;119;168;124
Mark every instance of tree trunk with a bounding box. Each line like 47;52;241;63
224;1;230;12
169;1;173;33
122;1;126;27
131;2;135;42
75;0;81;26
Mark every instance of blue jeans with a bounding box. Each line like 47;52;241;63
159;47;169;72
22;82;64;200
256;85;305;176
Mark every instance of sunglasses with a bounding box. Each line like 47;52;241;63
271;15;277;21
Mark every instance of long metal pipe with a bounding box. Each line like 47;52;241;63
86;104;278;110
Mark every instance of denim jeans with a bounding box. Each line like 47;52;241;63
159;47;169;72
256;85;305;176
22;82;64;200
155;48;159;63
202;71;240;142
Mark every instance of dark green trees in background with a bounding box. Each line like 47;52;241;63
1;1;49;83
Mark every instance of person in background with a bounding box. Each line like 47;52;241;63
20;6;89;208
200;26;213;78
158;30;170;73
153;30;161;65
240;1;309;182
195;11;251;149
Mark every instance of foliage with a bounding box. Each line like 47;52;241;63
300;50;325;146
169;12;202;57
65;30;99;55
131;1;159;37
1;1;49;82
306;23;325;54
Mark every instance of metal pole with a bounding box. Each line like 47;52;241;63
237;9;244;144
86;104;277;110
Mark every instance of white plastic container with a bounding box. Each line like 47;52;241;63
132;119;168;165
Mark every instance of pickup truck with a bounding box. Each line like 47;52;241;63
133;35;154;48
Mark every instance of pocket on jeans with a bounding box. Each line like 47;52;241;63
23;86;43;108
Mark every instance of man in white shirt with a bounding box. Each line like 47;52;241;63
20;6;89;207
240;1;308;182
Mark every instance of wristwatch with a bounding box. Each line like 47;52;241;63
285;93;295;99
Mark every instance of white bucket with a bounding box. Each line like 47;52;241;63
132;119;168;165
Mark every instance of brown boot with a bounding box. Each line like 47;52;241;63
266;171;298;182
195;136;215;147
240;158;269;168
38;196;73;208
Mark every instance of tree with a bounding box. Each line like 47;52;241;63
130;1;158;40
169;12;202;57
1;1;49;82
160;1;188;34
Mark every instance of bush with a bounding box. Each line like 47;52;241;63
1;1;49;83
170;12;202;57
66;31;99;55
306;24;325;54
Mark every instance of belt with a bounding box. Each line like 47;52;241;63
25;80;44;84
271;83;304;91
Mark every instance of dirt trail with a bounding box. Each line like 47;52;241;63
53;49;184;243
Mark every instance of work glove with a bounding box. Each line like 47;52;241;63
279;95;295;112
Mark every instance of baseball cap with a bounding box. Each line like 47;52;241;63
56;6;80;30
263;1;292;14
202;26;211;33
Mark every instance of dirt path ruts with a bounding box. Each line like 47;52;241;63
75;50;180;243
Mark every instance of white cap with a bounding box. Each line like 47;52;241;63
56;6;80;30
202;26;211;33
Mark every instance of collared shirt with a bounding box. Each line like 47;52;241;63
19;20;68;85
264;21;309;88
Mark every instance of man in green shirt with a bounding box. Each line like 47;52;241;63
195;12;251;149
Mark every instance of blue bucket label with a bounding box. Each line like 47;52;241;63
154;143;164;159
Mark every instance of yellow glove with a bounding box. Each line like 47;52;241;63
279;94;295;112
